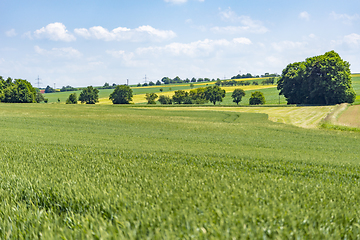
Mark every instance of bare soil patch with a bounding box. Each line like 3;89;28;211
337;105;360;128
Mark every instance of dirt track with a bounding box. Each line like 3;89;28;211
337;105;360;128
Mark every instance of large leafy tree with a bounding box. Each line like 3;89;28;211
109;85;133;104
145;92;158;104
79;86;99;104
231;88;246;105
158;95;172;104
0;78;37;103
249;91;265;105
189;87;208;104
277;51;356;105
204;86;226;105
172;90;188;104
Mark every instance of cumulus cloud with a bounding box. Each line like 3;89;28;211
213;8;268;34
272;41;308;52
330;11;359;24
74;25;176;42
33;22;76;42
134;37;251;57
344;33;360;46
5;29;17;37
330;33;360;51
34;45;82;58
299;11;310;21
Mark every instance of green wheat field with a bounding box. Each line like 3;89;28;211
1;103;360;239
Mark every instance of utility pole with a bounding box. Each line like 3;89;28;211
35;75;41;89
143;75;148;84
127;79;129;86
54;83;56;90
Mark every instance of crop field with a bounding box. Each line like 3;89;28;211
148;105;335;128
1;103;360;239
43;74;360;106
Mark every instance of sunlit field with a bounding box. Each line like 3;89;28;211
1;103;360;238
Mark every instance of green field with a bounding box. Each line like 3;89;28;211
1;103;360;239
44;74;360;106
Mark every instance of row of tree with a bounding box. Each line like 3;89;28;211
67;84;266;106
137;77;221;87
231;73;279;79
215;78;276;87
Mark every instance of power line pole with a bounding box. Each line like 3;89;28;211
54;83;56;90
127;79;129;86
143;74;148;84
35;75;41;88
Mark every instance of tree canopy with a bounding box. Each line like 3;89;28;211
249;91;265;105
277;51;356;105
231;88;246;105
158;95;172;104
0;77;37;103
172;90;188;104
66;93;78;104
145;93;158;104
109;85;133;104
189;87;208;104
79;86;99;104
45;85;56;93
204;86;226;105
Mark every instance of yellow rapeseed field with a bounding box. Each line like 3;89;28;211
98;85;277;104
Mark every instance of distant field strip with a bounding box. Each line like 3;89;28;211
145;106;335;128
98;85;277;104
221;85;275;93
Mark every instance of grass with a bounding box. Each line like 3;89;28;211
1;103;360;238
145;105;335;128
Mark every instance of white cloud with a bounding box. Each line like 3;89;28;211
272;41;308;52
213;8;268;34
330;11;359;24
33;22;76;42
233;37;252;45
299;11;310;21
34;46;82;58
331;33;360;50
106;50;134;61
135;37;251;57
5;29;17;37
74;25;176;42
344;33;360;46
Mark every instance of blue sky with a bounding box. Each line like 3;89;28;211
1;0;359;87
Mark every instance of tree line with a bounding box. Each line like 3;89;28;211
0;76;46;103
70;84;265;106
215;78;275;87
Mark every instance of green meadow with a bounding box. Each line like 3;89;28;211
44;74;360;105
1;103;360;239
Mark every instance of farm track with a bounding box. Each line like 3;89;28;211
144;106;335;129
336;104;360;128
